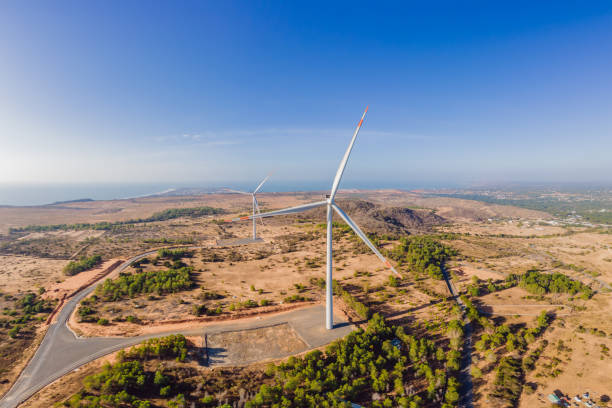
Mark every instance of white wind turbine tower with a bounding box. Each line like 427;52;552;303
225;107;398;329
224;175;271;240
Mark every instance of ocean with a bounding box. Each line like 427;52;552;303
0;181;453;207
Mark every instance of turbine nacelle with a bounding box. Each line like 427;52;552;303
224;175;271;240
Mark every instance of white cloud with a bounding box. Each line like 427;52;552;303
153;128;431;145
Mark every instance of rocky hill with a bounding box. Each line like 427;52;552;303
278;199;446;234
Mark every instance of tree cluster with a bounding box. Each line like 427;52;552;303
94;267;194;302
488;356;523;407
507;269;593;299
9;206;225;233
388;236;456;280
120;334;188;362
64;254;103;276
247;314;460;408
2;292;53;338
64;335;190;407
332;280;370;320
156;248;193;261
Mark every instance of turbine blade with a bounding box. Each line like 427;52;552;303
331;203;399;276
224;200;327;222
253;174;271;194
254;196;265;226
223;216;244;222
329;106;368;200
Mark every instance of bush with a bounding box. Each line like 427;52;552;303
192;304;207;316
126;315;139;324
8;325;21;338
97;318;109;326
283;295;307;303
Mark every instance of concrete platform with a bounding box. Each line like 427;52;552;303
204;305;354;366
216;237;264;246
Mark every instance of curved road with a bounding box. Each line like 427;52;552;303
0;249;352;408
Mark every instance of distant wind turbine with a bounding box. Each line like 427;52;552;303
224;175;271;240
224;107;398;329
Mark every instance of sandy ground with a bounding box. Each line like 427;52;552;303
0;255;67;294
68;302;317;337
445;221;568;237
519;331;612;407
0;327;48;399
0;192;313;234
466;281;612;407
0;190;609;408
518;294;612;407
0;190;551;235
42;258;122;302
65;217;405;337
16;230;105;243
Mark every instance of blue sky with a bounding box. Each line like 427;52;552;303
1;1;611;187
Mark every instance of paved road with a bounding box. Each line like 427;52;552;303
0;250;353;408
442;270;474;408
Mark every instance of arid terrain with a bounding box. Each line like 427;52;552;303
0;189;610;407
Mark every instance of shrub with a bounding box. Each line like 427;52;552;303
283;295;307;303
126;315;139;323
8;325;21;338
192;304;207;316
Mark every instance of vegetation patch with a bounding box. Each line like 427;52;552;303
59;317;462;408
9;206;225;233
388;236;456;280
332;280;371;320
64;254;103;276
0;292;54;382
507;269;593;299
488;356;523;407
94;267;194;302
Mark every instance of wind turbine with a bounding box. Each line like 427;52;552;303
224;175;271;240
224;107;398;329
